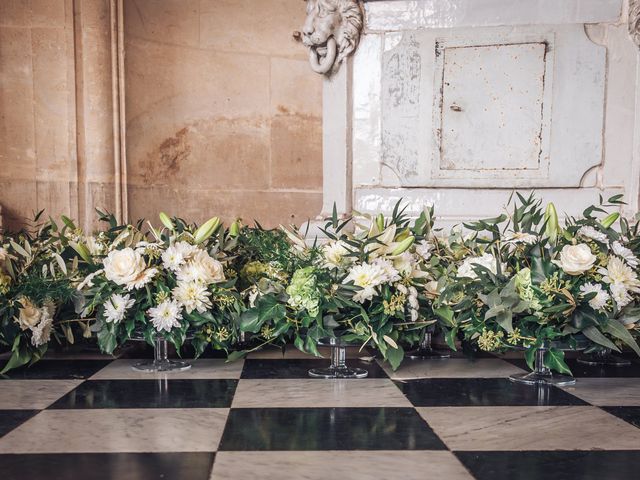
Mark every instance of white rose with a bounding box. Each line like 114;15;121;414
16;298;41;330
103;248;149;288
557;244;596;275
178;251;225;285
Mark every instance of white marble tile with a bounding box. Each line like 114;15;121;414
90;359;244;380
418;406;640;451
247;345;374;360
211;451;474;480
0;380;83;409
232;378;411;408
561;378;640;406
0;408;229;453
380;358;526;380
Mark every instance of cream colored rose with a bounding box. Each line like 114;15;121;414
179;251;225;284
16;298;41;330
103;248;148;288
557;243;596;275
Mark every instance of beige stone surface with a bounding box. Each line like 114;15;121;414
1;0;322;230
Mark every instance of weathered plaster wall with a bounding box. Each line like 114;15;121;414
124;0;323;227
0;0;322;230
0;0;78;230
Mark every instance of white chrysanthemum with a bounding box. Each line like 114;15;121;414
415;240;433;261
457;253;501;279
126;267;158;290
172;281;212;314
600;256;640;290
162;244;186;272
321;240;352;269
148;299;183;332
579;283;610;311
504;231;538;245
610;283;633;308
103;293;135;323
353;285;377;303
372;258;401;284
611;241;639;268
578;226;608;243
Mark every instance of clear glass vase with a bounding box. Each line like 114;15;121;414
576;347;631;367
405;330;451;359
308;337;368;379
132;336;191;373
509;344;575;386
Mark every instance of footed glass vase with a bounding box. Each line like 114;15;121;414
577;348;630;367
406;330;451;359
509;345;575;386
132;336;191;373
308;337;368;379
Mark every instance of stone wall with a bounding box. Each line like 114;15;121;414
0;0;323;231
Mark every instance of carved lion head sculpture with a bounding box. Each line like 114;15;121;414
301;0;363;75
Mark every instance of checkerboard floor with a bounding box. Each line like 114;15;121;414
1;348;640;480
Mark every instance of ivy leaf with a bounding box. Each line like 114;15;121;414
237;309;263;333
544;348;572;375
226;350;247;362
386;345;405;371
525;345;537;371
434;306;455;327
97;327;117;355
444;327;458;351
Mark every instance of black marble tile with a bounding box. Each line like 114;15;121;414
0;452;215;480
0;410;38;438
602;407;640;429
0;360;113;380
218;407;446;451
240;358;388;379
505;358;640;378
48;379;237;409
456;450;640;480
396;378;588;407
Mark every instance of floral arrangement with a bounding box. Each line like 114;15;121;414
0;214;76;373
2;192;640;376
73;212;243;356
433;193;640;373
236;205;438;369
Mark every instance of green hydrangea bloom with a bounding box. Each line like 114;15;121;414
286;266;321;317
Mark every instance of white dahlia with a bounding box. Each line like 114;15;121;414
579;283;610;311
103;293;135;324
611;241;639;268
578;226;608;243
172;281;212;314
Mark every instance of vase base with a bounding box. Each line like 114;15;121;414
405;348;451;360
132;359;192;373
509;371;576;386
576;353;631;367
308;366;368;379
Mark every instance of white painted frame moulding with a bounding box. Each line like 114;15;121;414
315;0;627;226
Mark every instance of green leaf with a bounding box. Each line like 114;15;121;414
226;350;247;362
434;306;455;327
444;327;458;351
0;348;31;374
582;325;620;352
97;328;118;355
385;345;405;371
524;346;536;371
602;319;640;356
238;309;263;333
544;348;572;375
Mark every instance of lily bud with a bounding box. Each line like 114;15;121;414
376;213;385;233
194;217;220;244
544;202;559;243
70;242;92;264
391;236;415;256
229;220;240;237
600;212;620;229
159;212;174;231
395;228;411;242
